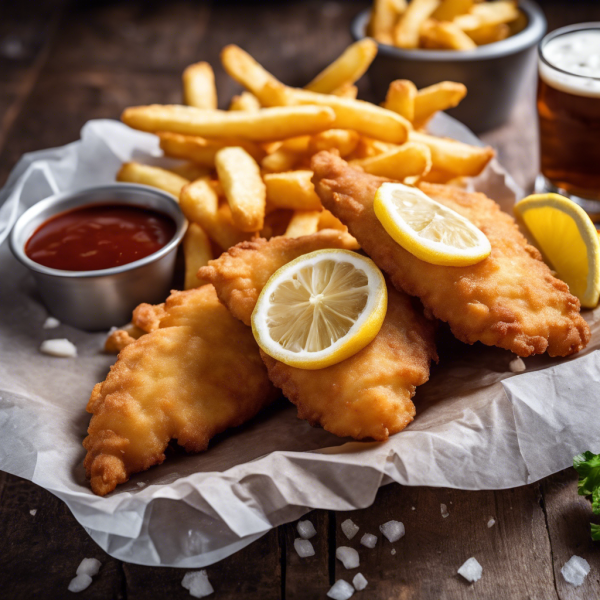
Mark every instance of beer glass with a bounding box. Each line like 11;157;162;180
536;23;600;218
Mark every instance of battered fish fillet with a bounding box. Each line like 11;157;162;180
312;152;590;358
199;231;437;441
84;284;276;496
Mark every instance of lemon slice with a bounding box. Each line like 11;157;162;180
251;249;387;369
514;193;600;308
374;182;491;266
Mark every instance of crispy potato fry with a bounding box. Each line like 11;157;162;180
331;84;358;99
394;0;441;49
466;22;510;45
308;129;361;157
413;81;467;126
262;84;411;144
432;0;473;21
264;170;322;211
261;149;300;173
349;136;395;160
122;104;336;142
260;209;294;239
420;19;478;50
284;210;321;238
159;131;264;165
508;9;527;36
351;141;432;179
318;209;349;232
454;1;519;31
215;146;266;232
228;91;261;111
279;136;311;153
182;62;217;110
410;131;494;176
169;162;211;181
183;223;212;289
116;162;189;198
180;178;250;249
383;79;417;121
368;0;407;44
305;39;378;94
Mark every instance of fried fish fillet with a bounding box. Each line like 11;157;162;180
199;231;437;441
312;152;590;358
84;284;276;496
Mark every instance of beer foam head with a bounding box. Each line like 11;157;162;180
540;29;600;97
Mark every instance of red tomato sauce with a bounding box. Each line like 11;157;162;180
25;203;176;271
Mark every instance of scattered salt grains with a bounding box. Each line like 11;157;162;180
391;549;396;556
411;506;416;511
360;533;377;549
43;316;60;329
327;579;354;600
457;557;483;583
294;538;315;558
561;555;590;587
136;482;146;487
487;518;496;528
181;570;214;598
509;357;526;373
29;509;37;516
40;338;77;358
379;520;405;543
441;503;449;518
341;518;360;540
336;546;360;569
68;574;92;593
352;573;368;591
297;519;317;539
76;558;101;577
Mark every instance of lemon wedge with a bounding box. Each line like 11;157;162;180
514;193;600;308
251;249;387;369
374;182;491;266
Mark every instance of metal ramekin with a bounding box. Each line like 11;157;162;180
9;184;187;331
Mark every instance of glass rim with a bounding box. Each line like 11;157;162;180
539;22;600;82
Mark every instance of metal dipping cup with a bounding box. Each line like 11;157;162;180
9;184;187;331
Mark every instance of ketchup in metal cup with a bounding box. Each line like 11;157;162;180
25;203;176;271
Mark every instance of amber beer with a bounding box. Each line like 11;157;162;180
537;25;600;205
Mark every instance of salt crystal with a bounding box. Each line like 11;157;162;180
341;518;359;540
137;482;146;487
29;509;37;516
487;518;496;528
43;317;60;329
68;574;92;593
379;520;405;542
182;570;214;598
457;557;483;583
40;338;77;358
327;579;354;600
509;357;526;373
391;549;396;555
561;555;590;587
336;546;359;569
76;558;101;577
294;538;315;558
411;506;416;511
441;503;449;518
360;533;377;548
297;520;317;539
352;573;368;591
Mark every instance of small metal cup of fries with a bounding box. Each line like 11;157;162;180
352;0;546;131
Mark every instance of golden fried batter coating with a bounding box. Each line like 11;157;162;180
312;152;590;357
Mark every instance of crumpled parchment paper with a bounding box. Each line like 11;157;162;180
0;117;598;567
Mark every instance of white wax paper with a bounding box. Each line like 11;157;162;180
0;118;599;568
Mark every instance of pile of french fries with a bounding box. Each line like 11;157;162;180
116;40;494;290
369;0;526;50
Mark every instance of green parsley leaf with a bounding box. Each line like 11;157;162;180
573;451;600;496
592;523;600;542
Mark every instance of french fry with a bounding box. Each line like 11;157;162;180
260;209;294;239
159;131;265;165
264;170;322;211
432;0;473;21
169;162;211;181
410;131;494;176
307;129;360;157
122;104;336;142
393;0;441;49
279;136;311;153
182;62;217;110
305;39;378;94
180;178;250;249
183;223;212;289
116;162;189;198
331;84;358;99
368;0;407;44
261;149;300;173
420;19;478;51
215;146;266;232
382;79;417;121
454;1;519;31
318;209;348;232
351;141;432;179
262;84;411;144
229;91;261;111
284;210;321;238
350;136;395;160
466;22;510;45
413;81;467;127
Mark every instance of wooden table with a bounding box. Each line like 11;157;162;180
1;1;599;598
